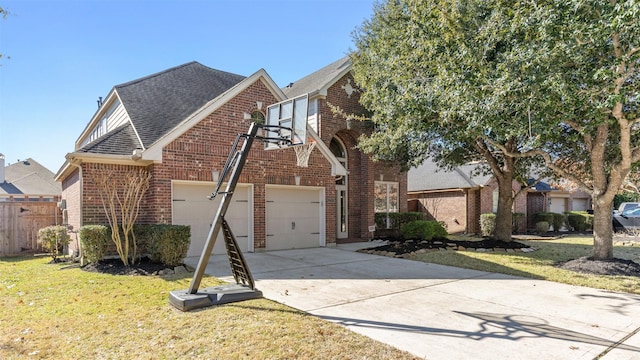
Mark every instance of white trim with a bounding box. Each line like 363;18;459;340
307;125;347;176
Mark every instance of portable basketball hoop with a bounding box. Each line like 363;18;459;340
293;140;315;167
169;94;315;312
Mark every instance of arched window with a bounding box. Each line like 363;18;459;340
251;111;265;124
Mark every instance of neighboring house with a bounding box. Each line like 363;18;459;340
55;59;406;257
0;154;62;255
408;158;592;234
407;158;527;234
526;180;592;229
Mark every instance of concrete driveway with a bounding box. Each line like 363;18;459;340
184;242;640;359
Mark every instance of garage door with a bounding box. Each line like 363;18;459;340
173;182;252;257
266;186;324;251
550;197;567;214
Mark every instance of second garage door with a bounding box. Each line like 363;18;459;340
266;186;324;251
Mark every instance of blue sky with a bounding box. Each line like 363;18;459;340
0;0;375;173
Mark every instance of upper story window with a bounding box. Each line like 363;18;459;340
88;117;107;143
251;111;265;124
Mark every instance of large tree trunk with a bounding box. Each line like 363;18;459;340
591;196;614;260
494;175;514;242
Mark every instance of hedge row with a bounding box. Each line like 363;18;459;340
79;224;191;266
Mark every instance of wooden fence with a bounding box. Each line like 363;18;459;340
0;202;62;256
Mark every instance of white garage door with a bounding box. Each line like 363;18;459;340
173;182;252;257
550;197;567;214
572;198;590;211
266;186;324;251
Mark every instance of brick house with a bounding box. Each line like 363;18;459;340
407;158;526;234
408;158;592;234
55;58;406;257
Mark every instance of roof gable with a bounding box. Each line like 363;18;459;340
115;62;246;149
1;158;61;195
282;56;352;98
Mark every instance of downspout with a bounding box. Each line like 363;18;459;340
69;160;84;263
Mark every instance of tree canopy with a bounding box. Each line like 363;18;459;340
351;0;640;257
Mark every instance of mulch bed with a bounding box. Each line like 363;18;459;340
359;237;640;277
80;257;178;276
358;238;533;255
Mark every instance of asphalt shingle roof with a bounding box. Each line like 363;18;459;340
408;158;493;192
114;61;246;150
1;158;61;195
78;123;140;155
282;56;351;98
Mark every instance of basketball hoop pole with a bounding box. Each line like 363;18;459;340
169;122;293;311
191;123;259;293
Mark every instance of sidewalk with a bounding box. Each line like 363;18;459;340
185;243;640;359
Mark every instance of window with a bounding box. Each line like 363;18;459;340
251;111;265;124
375;181;399;228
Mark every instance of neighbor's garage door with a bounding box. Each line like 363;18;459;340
173;182;252;257
266;186;324;251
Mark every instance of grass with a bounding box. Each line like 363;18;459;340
0;256;417;360
408;235;640;295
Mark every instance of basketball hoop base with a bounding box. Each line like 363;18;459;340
169;284;263;311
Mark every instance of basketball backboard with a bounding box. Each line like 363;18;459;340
264;94;309;150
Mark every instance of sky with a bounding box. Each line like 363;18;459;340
0;0;376;173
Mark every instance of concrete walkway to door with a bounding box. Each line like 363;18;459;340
184;242;640;360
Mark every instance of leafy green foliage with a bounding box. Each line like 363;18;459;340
147;225;191;267
79;225;109;264
37;225;70;260
566;212;594;232
401;220;448;240
479;213;496;237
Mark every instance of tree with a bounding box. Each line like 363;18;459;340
90;167;151;265
0;6;9;64
521;0;640;259
351;0;555;242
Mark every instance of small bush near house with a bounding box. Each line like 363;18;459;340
147;225;191;267
534;212;555;226
79;225;109;264
376;212;425;238
480;213;496;237
535;221;550;233
566;211;593;232
401;220;448;240
551;213;566;232
38;225;70;261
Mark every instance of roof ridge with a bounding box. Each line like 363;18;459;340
115;61;200;89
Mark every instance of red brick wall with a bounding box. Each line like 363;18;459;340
60;167;81;253
317;73;408;241
154;80;335;249
407;191;468;234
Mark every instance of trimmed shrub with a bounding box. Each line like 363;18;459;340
148;225;191;267
401;220;448;240
551;213;566;232
79;225;109;263
401;220;429;240
480;213;496;237
388;212;425;229
38;225;70;260
534;212;555;225
566;211;593;232
535;221;550;233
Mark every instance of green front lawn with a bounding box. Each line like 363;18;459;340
408;235;640;295
0;257;416;359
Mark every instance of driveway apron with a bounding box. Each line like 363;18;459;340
184;243;640;360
